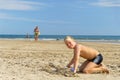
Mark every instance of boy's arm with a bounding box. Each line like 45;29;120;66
67;57;74;68
73;45;80;73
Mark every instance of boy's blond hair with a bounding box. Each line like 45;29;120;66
64;36;75;42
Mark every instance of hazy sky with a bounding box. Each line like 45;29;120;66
0;0;120;35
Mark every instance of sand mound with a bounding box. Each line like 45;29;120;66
41;63;79;77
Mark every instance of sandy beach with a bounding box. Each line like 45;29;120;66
0;40;120;80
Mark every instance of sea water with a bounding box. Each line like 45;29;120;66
0;34;120;43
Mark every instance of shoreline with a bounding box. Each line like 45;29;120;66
0;35;120;42
0;38;120;44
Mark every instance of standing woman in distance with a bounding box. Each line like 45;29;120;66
34;26;40;41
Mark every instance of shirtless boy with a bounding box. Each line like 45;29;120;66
64;36;109;74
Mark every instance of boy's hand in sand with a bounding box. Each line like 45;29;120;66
70;67;77;73
66;64;71;68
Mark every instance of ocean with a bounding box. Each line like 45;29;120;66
0;34;120;43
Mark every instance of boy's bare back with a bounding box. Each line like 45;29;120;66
76;44;99;60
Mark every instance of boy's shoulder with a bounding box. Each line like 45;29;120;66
74;44;82;50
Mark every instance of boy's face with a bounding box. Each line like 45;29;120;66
65;40;75;49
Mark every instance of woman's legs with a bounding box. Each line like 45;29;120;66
34;36;39;41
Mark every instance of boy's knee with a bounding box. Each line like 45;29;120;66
83;69;90;74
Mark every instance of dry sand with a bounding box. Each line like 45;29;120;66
0;40;120;80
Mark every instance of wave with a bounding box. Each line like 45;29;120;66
0;35;120;41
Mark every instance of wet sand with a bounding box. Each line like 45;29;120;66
0;40;120;80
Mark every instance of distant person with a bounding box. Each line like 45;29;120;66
26;33;29;39
34;26;40;41
64;36;109;74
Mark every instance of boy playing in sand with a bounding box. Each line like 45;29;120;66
64;36;109;74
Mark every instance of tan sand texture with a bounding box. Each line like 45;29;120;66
0;40;120;80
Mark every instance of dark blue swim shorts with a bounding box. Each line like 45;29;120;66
89;54;103;65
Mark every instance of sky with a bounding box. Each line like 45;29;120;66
0;0;120;35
